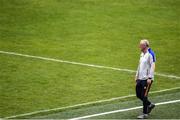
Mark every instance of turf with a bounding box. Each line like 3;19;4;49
0;0;180;118
32;91;180;119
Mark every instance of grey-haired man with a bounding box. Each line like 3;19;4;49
135;39;156;119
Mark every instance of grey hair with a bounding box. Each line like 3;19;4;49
140;39;150;47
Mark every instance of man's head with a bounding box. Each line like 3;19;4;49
139;39;149;52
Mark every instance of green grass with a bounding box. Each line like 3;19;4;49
0;0;180;118
31;91;180;119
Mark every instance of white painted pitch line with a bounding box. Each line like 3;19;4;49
70;99;180;120
5;87;180;119
0;50;180;79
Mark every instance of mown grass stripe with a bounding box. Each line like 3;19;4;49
0;50;179;79
5;87;180;119
70;99;180;120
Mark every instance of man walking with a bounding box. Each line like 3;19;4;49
135;39;156;119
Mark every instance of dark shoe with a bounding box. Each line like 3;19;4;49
148;103;155;114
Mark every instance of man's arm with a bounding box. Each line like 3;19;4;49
149;62;155;78
148;55;155;84
135;64;140;81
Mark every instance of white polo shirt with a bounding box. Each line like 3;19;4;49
136;48;156;80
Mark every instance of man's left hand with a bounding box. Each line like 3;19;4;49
147;79;152;85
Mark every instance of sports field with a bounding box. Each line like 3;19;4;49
0;0;180;119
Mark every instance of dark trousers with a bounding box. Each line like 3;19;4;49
136;79;152;114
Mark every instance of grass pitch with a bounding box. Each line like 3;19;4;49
0;0;180;119
32;91;180;119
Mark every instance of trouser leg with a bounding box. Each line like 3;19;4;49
142;80;152;114
136;80;142;100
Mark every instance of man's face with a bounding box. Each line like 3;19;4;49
139;43;146;51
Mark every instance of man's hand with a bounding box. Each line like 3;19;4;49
147;79;152;85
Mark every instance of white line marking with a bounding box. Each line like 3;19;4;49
5;87;180;119
0;50;179;79
70;99;180;120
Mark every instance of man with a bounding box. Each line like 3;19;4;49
135;39;156;119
